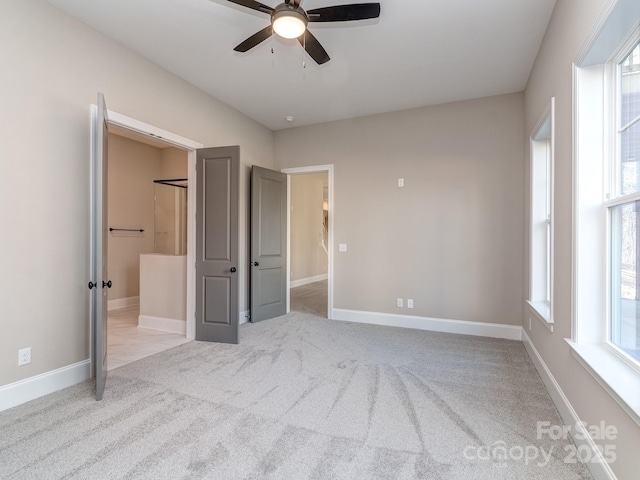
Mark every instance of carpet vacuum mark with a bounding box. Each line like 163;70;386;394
0;312;592;479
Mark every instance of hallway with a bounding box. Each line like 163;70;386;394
290;280;327;318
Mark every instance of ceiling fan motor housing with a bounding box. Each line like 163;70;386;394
271;3;308;38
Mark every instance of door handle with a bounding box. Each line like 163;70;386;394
230;267;237;273
102;280;112;289
88;281;96;290
250;261;259;267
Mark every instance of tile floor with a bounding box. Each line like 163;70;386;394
107;305;191;371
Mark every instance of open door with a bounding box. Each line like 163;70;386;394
250;166;287;322
90;93;110;401
195;147;239;343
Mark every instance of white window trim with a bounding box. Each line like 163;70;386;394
572;0;640;427
527;300;553;332
565;339;640;425
528;98;555;331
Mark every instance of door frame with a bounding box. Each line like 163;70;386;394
99;109;203;345
281;165;334;319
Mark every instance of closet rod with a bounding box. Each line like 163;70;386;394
153;178;187;189
109;228;144;233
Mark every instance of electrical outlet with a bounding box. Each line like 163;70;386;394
396;298;403;308
18;347;31;366
407;299;414;309
398;178;404;187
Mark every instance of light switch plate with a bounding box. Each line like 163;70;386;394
398;178;404;187
339;243;347;252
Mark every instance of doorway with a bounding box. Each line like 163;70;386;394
282;165;334;319
92;98;242;401
105;129;191;369
104;111;202;340
91;107;204;380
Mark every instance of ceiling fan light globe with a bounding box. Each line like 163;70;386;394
272;11;307;39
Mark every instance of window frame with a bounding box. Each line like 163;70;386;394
604;37;640;372
527;98;555;331
571;11;640;426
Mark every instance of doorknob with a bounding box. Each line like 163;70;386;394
251;261;259;267
102;280;112;288
230;267;237;273
88;281;96;290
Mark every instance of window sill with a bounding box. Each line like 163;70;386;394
526;300;554;332
566;339;640;426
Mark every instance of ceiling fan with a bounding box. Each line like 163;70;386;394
227;0;381;65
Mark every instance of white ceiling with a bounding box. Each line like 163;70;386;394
47;0;556;131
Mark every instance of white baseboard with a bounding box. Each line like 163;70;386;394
291;274;328;289
108;296;139;311
0;360;90;412
138;315;186;334
240;310;250;325
331;308;522;341
522;331;617;480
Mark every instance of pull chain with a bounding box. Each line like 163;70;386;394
302;32;306;68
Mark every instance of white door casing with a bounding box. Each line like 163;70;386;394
281;165;334;319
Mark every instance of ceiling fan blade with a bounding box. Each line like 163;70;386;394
226;0;273;14
234;25;273;52
307;3;380;22
298;30;330;65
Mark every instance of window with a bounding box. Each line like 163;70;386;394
572;6;640;424
528;99;554;329
609;42;640;364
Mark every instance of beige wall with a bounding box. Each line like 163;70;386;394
159;147;188;180
107;134;161;300
524;0;640;478
276;93;524;324
291;173;327;282
108;137;189;301
0;0;274;386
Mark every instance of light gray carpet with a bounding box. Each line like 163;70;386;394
0;313;591;480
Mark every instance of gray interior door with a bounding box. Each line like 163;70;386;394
250;166;287;322
195;146;239;343
91;92;110;401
